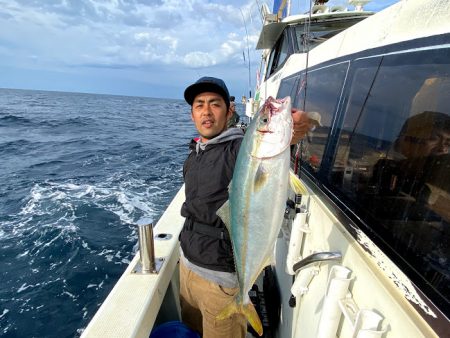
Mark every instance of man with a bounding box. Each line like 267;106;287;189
394;111;450;158
227;95;240;128
179;76;310;338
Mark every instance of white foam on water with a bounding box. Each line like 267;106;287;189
0;92;187;338
1;315;12;335
1;168;181;335
4;175;165;250
16;276;63;295
17;283;38;293
61;291;76;299
16;250;29;258
0;309;9;319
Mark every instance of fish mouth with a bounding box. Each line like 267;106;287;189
257;129;273;134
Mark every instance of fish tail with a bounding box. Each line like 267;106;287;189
217;299;263;336
289;169;308;195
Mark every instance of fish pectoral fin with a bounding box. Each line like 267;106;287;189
217;200;231;233
289;169;308;195
254;163;268;192
216;300;263;337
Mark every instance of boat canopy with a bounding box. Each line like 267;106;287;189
257;11;373;51
256;22;288;50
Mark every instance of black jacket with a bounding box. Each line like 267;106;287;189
180;130;243;272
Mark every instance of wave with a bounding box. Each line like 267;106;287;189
27;160;66;169
2;172;179;254
0;114;33;126
37;116;98;129
0;113;98;130
0;139;35;155
0;89;189;337
0;172;183;335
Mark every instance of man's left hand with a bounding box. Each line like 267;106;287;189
291;108;311;145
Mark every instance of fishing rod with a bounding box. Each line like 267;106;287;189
239;8;252;100
294;0;313;175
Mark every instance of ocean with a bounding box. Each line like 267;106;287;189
0;88;195;337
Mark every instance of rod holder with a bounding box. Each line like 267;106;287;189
137;218;156;273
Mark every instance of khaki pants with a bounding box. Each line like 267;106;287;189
179;261;247;338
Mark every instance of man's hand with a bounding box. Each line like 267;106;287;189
291;108;311;145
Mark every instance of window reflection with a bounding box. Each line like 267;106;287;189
281;63;348;173
330;52;450;301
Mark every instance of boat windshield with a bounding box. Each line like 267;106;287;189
293;17;369;53
264;14;372;79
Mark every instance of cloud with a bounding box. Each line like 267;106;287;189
0;0;399;98
0;0;259;69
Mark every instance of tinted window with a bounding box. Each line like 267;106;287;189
266;45;278;79
277;33;290;69
279;63;348;173
328;48;450;301
267;29;293;78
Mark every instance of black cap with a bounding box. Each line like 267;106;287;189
184;76;230;107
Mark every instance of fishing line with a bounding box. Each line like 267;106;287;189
294;0;313;175
344;57;384;157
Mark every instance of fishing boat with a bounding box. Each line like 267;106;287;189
81;0;450;337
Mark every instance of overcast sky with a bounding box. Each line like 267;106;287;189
0;0;397;99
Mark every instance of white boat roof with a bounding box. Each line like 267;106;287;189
256;10;373;50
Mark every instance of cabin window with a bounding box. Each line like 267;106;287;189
328;48;450;302
293;25;342;52
280;62;349;174
292;18;366;53
266;28;294;78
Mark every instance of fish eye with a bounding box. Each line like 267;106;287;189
260;113;270;124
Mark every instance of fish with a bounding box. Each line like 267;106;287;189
217;96;301;336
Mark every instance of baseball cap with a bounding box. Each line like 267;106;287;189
184;77;230;107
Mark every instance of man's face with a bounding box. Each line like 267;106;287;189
421;130;450;156
191;92;231;142
230;102;236;113
400;129;450;157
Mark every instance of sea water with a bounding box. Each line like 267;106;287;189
0;88;196;337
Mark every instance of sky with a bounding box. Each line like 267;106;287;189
0;0;398;100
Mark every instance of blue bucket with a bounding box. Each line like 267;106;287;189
150;321;200;338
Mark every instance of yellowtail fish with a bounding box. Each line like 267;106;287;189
217;96;301;336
